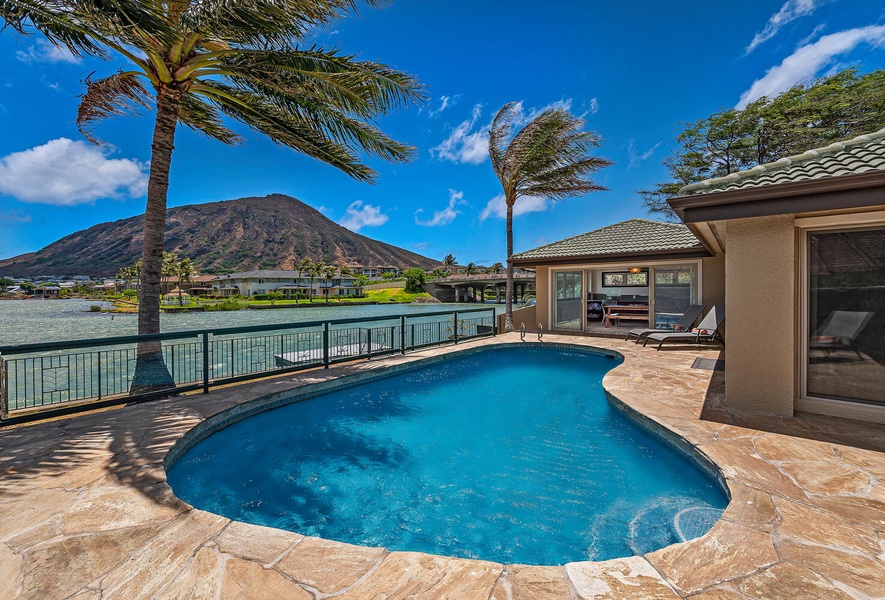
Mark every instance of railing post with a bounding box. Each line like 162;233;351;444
491;308;497;336
202;333;210;394
453;311;459;344
400;316;406;354
96;351;102;400
323;322;330;368
0;355;7;421
366;327;372;359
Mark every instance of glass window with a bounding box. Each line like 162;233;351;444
807;228;885;405
602;271;648;287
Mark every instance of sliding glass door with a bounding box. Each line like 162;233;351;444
652;265;697;328
806;227;884;405
554;271;583;330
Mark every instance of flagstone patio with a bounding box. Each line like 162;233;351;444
1;333;883;599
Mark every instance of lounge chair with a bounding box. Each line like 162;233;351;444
643;306;725;350
624;304;705;343
809;310;873;359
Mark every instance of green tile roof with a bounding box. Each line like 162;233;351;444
678;128;885;196
511;218;703;261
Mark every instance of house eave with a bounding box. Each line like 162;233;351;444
509;246;711;267
669;170;885;224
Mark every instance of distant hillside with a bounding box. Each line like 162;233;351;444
0;194;439;277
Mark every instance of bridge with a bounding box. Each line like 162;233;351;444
423;270;535;303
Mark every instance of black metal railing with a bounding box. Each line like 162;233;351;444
0;308;496;424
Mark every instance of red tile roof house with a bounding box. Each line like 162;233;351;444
512;129;885;423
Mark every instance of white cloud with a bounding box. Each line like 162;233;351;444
0;210;31;226
588;98;599;114
479;194;549;221
415;189;465;226
413;241;429;250
737;25;885;108
627;139;662;169
746;0;823;54
0;138;148;206
338;200;388;232
16;39;81;64
431;104;490;164
431;99;578;165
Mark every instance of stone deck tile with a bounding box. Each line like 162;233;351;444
1;332;884;598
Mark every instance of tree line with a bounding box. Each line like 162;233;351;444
641;68;885;219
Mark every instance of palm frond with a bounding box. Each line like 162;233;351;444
77;71;152;143
195;81;377;181
180;0;381;47
493;104;612;202
488;101;521;183
177;93;241;144
218;48;426;116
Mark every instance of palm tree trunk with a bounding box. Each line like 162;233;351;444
131;87;180;395
504;200;515;332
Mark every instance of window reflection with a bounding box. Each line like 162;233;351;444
807;228;885;405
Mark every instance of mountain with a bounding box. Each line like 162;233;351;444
0;194;439;277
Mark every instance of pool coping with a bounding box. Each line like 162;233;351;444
1;333;884;599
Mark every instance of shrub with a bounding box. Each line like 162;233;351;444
89;305;102;312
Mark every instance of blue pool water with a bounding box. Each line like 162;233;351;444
167;346;727;565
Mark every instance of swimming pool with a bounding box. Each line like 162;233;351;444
167;345;727;565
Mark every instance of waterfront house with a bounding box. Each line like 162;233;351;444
514;129;885;423
213;270;362;298
669;129;885;423
160;275;217;295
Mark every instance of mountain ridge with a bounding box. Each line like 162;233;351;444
0;194;439;277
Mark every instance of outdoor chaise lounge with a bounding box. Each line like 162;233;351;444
624;304;705;343
809;310;874;359
643;306;724;350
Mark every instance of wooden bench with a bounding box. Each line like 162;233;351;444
604;304;649;327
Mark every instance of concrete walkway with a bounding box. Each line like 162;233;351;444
1;333;883;599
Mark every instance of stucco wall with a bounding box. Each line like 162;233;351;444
535;267;550;331
725;215;796;416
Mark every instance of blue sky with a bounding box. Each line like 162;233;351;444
1;0;884;268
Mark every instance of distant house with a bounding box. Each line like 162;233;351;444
347;265;401;280
213;270;361;298
160;275;217;295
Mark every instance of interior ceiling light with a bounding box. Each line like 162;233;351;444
629;267;643;273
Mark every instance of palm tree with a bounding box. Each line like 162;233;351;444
489;262;504;274
323;264;338;302
430;268;446;281
117;266;134;291
465;262;477;275
488;102;612;332
2;0;424;390
336;265;353;300
307;260;324;303
295;257;313;304
442;253;456;273
166;255;196;306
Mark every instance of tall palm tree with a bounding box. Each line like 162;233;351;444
336;265;352;300
488;102;612;332
307;260;324;303
465;262;477;275
442;253;456;273
489;261;504;274
323;264;338;302
295;257;313;304
168;256;196;306
2;0;423;389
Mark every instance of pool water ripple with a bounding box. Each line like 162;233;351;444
167;346;727;565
